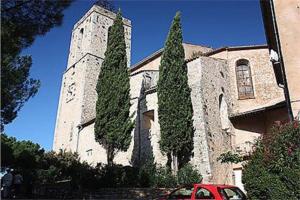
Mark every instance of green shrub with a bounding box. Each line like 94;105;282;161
36;165;59;184
177;164;202;185
153;165;177;187
98;164;140;187
138;158;157;187
243;121;300;200
138;159;201;188
37;150;102;190
217;151;243;164
1;134;202;189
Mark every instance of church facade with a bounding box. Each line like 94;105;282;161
53;5;288;186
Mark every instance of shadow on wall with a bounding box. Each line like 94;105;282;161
231;106;289;134
131;78;154;167
231;113;267;134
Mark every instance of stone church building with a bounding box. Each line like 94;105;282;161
53;5;288;186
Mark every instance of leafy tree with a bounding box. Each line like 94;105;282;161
1;133;45;197
243;121;300;199
1;0;72;130
12;137;45;170
94;11;134;166
1;133;44;169
1;134;16;167
1;56;40;130
0;134;100;190
157;12;194;173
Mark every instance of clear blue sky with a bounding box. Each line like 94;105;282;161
5;0;266;150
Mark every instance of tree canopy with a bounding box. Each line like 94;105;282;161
1;133;44;170
94;11;134;166
1;0;72;130
157;12;194;172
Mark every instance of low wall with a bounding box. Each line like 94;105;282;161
34;187;174;199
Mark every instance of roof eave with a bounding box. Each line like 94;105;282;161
230;100;286;120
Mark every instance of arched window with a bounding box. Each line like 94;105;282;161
236;59;254;99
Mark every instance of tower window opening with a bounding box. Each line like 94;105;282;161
86;149;93;156
142;110;154;130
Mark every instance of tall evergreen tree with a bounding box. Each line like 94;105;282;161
157;12;194;173
94;11;134;166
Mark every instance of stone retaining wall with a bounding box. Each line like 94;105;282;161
34;187;173;199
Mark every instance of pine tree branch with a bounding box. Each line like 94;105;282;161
2;0;31;13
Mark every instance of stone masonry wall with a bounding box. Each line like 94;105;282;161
35;187;174;200
210;48;283;114
210;48;284;175
187;56;233;184
187;58;212;182
67;5;131;69
198;56;233;184
80;55;103;124
53;58;87;151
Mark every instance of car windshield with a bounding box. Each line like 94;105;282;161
218;187;247;200
169;185;194;199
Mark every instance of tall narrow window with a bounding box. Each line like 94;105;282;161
69;122;74;141
236;59;254;99
219;94;230;131
77;28;84;49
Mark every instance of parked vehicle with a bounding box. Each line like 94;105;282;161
161;184;247;200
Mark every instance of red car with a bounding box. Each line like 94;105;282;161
161;184;247;200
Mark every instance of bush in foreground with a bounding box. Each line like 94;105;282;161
138;159;202;188
242;121;300;199
177;164;202;185
1;134;202;189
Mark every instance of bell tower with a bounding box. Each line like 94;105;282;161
53;5;131;152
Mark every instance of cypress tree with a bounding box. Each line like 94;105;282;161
94;11;134;166
157;12;194;173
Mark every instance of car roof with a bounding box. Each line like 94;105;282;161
194;183;237;188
